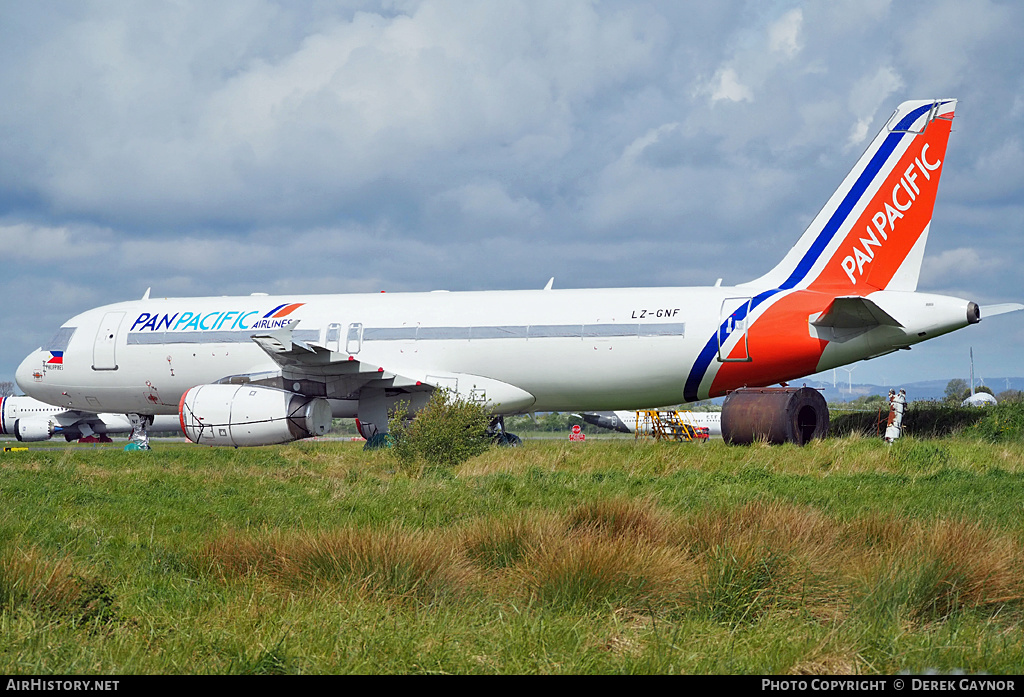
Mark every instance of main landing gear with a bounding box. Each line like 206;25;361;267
125;413;151;451
488;416;522;447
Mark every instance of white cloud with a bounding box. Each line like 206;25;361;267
768;9;803;57
434;181;542;224
921;247;1001;286
709;67;754;103
898;0;1013;94
845;66;904;150
0;223;114;260
2;1;661;226
957;138;1024;202
697;7;809;107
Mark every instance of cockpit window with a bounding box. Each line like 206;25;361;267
46;327;77;352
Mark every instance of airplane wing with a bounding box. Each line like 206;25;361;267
50;410;112;435
246;320;535;411
247;320;427;395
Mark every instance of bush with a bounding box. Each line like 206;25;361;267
388;389;494;475
965;401;1024;442
830;403;987;439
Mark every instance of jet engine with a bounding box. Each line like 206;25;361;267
179;384;332;447
14;418;57;442
721;386;829;446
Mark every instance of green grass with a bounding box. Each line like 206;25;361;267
2;435;1024;674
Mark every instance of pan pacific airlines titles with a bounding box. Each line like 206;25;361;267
840;141;943;286
14;99;1024;448
130;302;305;335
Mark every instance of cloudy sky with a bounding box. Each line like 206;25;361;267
2;0;1022;392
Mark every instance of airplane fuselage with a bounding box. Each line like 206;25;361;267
16;284;974;418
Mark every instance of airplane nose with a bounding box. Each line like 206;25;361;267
15;350;43;395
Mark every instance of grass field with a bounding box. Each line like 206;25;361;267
2;435;1023;674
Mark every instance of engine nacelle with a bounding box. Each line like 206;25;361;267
721;386;829;446
15;418;55;442
179;384;332;447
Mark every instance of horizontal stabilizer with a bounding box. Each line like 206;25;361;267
981;303;1024;319
811;296;903;330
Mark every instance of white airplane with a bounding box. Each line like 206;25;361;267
14;99;1024;448
580;410;722;437
1;394;180;443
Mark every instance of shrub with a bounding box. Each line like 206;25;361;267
830;403;987;439
965;401;1024;442
388;389;494;475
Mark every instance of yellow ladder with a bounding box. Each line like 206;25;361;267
634;410;708;442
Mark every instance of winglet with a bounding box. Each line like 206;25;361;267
251;319;314;354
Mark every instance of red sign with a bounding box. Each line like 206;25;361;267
569;424;586;441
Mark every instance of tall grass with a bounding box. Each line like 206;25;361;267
2;437;1024;673
0;547;117;625
193;526;473;604
849;518;1024;624
185;498;1024;631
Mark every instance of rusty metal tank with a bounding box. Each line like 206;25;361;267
721;386;829;445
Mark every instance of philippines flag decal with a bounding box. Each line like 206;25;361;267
47;351;64;365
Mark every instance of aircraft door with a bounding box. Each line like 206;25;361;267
326;323;342;353
92;311;125;371
717;297;752;363
346;323;363;354
2;397;17;433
